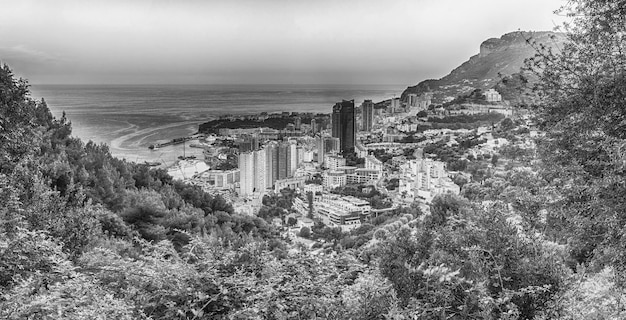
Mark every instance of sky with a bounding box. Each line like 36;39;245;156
0;0;567;86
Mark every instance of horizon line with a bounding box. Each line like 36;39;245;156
29;82;410;87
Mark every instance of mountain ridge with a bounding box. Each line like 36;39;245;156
402;31;567;105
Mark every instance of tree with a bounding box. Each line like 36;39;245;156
0;229;134;319
0;65;40;173
306;191;314;219
373;228;388;241
557;267;626;319
452;174;469;189
299;226;311;238
428;193;469;226
528;0;626;270
499;118;515;131
491;154;499;166
341;270;397;319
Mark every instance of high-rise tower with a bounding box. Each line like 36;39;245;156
362;99;374;132
239;151;254;196
265;141;278;187
331;103;341;139
331;100;355;155
239;147;268;196
295;116;302;131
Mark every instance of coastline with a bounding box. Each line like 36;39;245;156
29;83;403;165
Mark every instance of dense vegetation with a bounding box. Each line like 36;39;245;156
427;113;504;124
441;88;489;106
2;1;626;318
331;184;393;209
198;115;314;134
527;0;626;278
417;113;504;131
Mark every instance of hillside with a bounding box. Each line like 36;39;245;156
402;31;566;104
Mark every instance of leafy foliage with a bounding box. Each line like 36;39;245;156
525;0;626;274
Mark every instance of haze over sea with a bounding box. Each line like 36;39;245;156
29;84;401;165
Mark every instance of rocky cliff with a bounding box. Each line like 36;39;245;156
402;31;566;105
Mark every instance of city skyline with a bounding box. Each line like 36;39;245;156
0;0;567;85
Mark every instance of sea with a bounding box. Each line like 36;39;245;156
29;84;403;166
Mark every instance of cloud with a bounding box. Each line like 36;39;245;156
0;45;61;63
0;45;67;78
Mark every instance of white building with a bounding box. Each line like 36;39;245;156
254;148;267;192
389;97;401;113
239;152;255;196
292;197;309;216
289;141;298;176
324;155;346;171
239;148;267;196
313;193;371;231
365;155;383;171
274;176;306;193
398;158;458;202
355;142;368;158
347;169;381;184
304;183;323;194
484;89;502;102
407;93;418;108
197;169;240;190
323;170;347;189
302;149;314;162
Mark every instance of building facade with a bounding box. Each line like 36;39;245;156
361;99;374;132
325;155;347;171
313;194;371;230
238;151;255;196
199;169;240;190
316;135;340;165
331;100;356;155
332;103;341;139
389;97;400;113
484;89;502;102
365;155;383;171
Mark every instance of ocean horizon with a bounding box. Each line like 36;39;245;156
29;83;403;165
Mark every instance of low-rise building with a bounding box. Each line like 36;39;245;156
324;155;346;171
297;217;315;230
382;133;406;142
323;170;347;189
484;89;502;102
304;183;323;194
355;142;368;158
345;168;381;184
292;197;309;216
313;194;371;231
365;155;383;171
197;169;240;190
399;158;458;202
274;176;306;193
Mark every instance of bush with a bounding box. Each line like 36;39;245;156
299;226;311;238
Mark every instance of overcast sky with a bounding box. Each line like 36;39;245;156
0;0;566;85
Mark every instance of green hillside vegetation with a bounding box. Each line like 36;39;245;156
199;115;314;134
416;113;504;132
2;1;626;318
